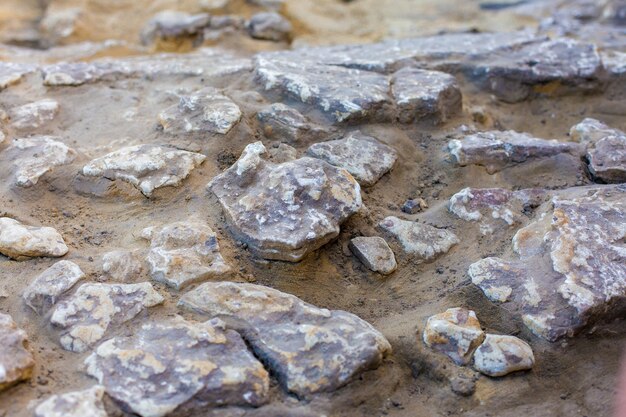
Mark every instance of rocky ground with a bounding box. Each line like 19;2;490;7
0;0;625;416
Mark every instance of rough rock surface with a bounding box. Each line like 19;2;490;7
102;250;144;282
34;386;108;417
179;282;392;397
349;236;397;275
208;141;362;261
23;260;84;315
8;99;59;131
85;316;269;417
0;313;34;392
247;12;292;42
50;282;164;352
473;334;535;377
0;62;35;90
423;308;485;366
0;217;68;260
141;11;211;46
256;103;330;143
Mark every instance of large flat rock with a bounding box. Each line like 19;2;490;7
0;217;68;260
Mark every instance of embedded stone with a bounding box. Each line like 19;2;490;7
247;12;292;42
50;282;164;352
179;281;391;397
207;141;362;262
256;103;330;143
0;217;69;260
23;260;84;315
473;334;535;377
85;316;269;417
0;313;34;391
8;99;59;131
34;386;108;417
102;250;144;282
401;198;428;214
349;236;397;275
140;11;211;45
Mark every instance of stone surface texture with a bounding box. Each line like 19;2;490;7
256;103;330;143
23;260;84;315
102;250;144;282
247;12;292;42
0;313;34;392
0;217;68;260
8;99;59;131
34;386;108;417
349;236;397;275
473;334;535;377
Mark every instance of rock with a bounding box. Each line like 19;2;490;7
34;386;108;417
450;374;476;396
306;132;397;186
23;260;84;315
247;12;292;42
142;221;231;290
85;316;269;417
81;144;206;197
179;282;392;397
349;236;397;275
0;217;69;260
141;11;211;46
267;142;298;163
8;99;59;131
423;308;485;366
5;136;76;187
473;334;534;377
401;198;428;214
379;216;459;262
448;130;583;174
102;250;144;282
0;313;34;391
0;62;35;90
207;141;362;261
158;88;242;135
50;282;164;352
256;103;330;143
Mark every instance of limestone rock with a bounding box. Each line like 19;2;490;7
306;132;397;186
81;144;206;197
256;103;330;143
423;308;485;366
247;12;292;42
50;282;164;352
0;217;69;260
473;334;534;377
8;99;59;131
0;313;34;391
23;260;84;315
34;386;108;417
179;282;392;397
85;316;269;417
142;221;231;290
207;141;362;261
102;250;144;282
141;11;211;46
349;236;397;275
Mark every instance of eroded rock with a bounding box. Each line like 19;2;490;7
349;236;397;275
257;103;330;143
247;12;292;42
0;313;34;391
8;99;59;131
102;250;144;282
0;217;69;260
34;386;108;417
23;260;84;315
141;11;211;46
423;308;485;365
473;334;534;377
0;62;35;90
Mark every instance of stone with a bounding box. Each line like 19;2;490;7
102;250;144;282
0;217;69;260
267;142;298;163
85;316;269;417
247;12;292;42
34;386;108;417
81;144;206;197
50;282;164;352
8;99;59;131
23;260;84;315
0;313;34;391
306;131;397;186
207;141;362;261
448;130;583;174
401;198;428;215
142;221;231;290
179;282;391;397
256;103;330;143
5;136;77;187
473;334;535;377
469;185;626;341
0;62;35;90
379;216;459;262
423;308;485;366
141;11;211;46
158;88;242;135
349;236;397;275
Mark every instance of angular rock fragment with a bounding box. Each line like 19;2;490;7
423;308;485;365
8;99;59;131
402;198;428;214
306;131;397;186
247;12;292;42
50;282;164;352
0;313;34;391
81;144;206;197
208;141;362;261
257;103;330;143
349;236;397;275
85;316;269;417
23;260;84;315
141;11;211;46
102;250;144;282
34;386;108;417
473;334;534;377
179;282;391;397
0;217;69;260
142;221;230;290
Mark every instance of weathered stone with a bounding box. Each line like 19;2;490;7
256;103;330;143
50;282;164;352
0;217;69;260
34;386;108;417
8;99;59;131
267;142;298;163
179;282;391;397
81;144;206;197
349;236;397;275
208;141;362;261
0;313;34;391
473;334;535;377
306;132;397;186
402;198;428;214
423;308;485;366
141;11;211;46
142;221;231;290
448;130;583;174
158;88;242;135
23;260;84;315
247;12;292;42
379;216;459;262
85;316;269;417
102;250;144;282
0;62;35;90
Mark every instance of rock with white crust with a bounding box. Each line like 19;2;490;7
0;217;69;260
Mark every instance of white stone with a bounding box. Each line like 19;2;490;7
0;313;34;391
9;99;59;131
34;386;108;417
473;334;535;377
7;136;76;187
23;260;84;315
0;217;68;260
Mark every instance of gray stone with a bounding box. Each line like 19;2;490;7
256;103;330;143
140;11;211;45
102;250;144;282
23;260;84;315
473;334;534;377
349;236;397;275
0;313;34;392
179;282;391;397
0;217;69;261
0;62;35;90
401;198;428;215
85;316;269;417
423;308;485;366
207;141;362;262
8;99;59;131
247;12;292;42
34;386;108;417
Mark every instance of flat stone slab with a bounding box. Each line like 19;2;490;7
50;282;164;352
208;141;362;261
256;103;330;143
0;313;34;392
81;144;206;197
8;99;59;131
349;236;397;275
0;217;69;260
473;334;534;377
34;386;107;417
23;260;84;315
102;250;145;282
306;131;397;186
179;282;392;397
85;316;269;417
